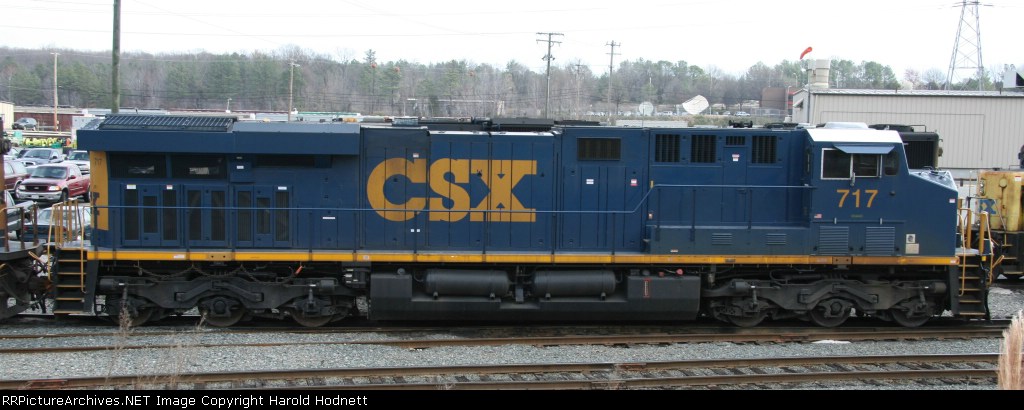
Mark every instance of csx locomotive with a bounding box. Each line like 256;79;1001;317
0;115;992;328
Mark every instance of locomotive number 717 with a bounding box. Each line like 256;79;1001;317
836;189;879;208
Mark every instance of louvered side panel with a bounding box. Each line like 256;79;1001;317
818;226;850;255
865;226;896;256
765;233;787;246
712;233;733;246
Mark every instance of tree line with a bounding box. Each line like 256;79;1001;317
0;46;1005;119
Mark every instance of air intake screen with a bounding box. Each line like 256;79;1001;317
98;115;235;132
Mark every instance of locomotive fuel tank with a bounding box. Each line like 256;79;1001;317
533;270;616;299
423;269;511;298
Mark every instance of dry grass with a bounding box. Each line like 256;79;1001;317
999;310;1024;389
140;316;204;389
104;300;135;383
103;300;205;389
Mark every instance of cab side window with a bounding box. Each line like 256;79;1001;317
822;149;851;179
822;148;881;179
852;154;880;177
883;152;898;176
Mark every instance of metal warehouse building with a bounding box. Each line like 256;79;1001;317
791;88;1024;172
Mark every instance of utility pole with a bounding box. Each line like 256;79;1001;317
606;41;619;121
288;60;299;122
572;63;585;119
51;52;59;131
536;32;563;118
370;62;377;115
112;0;121;113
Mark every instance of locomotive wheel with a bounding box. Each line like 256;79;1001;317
808;299;852;328
727;311;767;327
106;299;154;327
890;309;932;328
200;305;246;328
288;309;334;328
112;308;155;327
0;290;10;320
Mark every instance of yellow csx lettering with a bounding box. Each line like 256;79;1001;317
367;158;537;222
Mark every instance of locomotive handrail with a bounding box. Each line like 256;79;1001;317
636;184;815;215
89;183;815;216
956;201;996;295
44;200;89;292
89;183;817;253
978;211;995;286
0;203;38;251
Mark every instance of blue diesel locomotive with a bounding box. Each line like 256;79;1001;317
22;115;987;327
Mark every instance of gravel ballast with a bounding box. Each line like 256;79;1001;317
0;285;1022;389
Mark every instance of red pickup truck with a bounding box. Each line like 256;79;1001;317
16;163;90;203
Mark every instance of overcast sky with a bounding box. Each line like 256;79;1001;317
3;0;1020;81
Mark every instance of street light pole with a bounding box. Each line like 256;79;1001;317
51;52;59;131
288;60;299;122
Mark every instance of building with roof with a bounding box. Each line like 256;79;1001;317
0;101;13;129
791;88;1024;171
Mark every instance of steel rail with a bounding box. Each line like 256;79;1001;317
1;353;998;390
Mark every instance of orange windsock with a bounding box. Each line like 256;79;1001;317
799;47;813;60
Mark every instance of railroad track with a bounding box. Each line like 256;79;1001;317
0;324;1008;355
1;315;1011;339
2;353;998;390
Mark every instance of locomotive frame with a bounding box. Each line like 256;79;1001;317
1;115;992;328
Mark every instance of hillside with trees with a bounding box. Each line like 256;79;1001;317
0;46;1001;119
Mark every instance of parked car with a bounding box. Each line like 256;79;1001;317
17;148;65;168
12;118;37;131
5;146;25;160
735;111;751;117
3;189;35;239
4;160;29;192
65;150;90;174
19;203;91;243
16;163;90;204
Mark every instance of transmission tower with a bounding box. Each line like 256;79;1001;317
945;1;986;90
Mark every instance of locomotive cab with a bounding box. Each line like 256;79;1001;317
803;126;957;258
805;127;905;257
698;125;966;327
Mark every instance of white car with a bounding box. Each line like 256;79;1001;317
735;111;751;117
66;150;90;174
